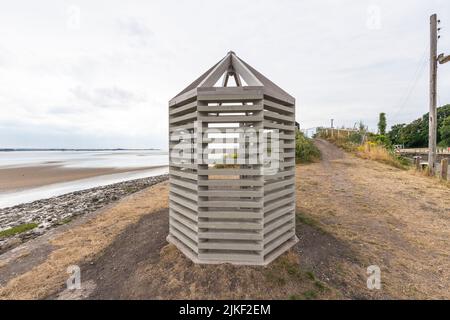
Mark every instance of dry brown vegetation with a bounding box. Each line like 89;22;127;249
297;139;450;299
0;182;169;299
355;142;409;169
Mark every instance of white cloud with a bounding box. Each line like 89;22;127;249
0;0;449;148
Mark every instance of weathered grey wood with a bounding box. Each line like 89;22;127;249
429;14;438;175
415;157;422;171
441;158;448;180
168;51;297;265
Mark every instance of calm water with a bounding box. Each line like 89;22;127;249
0;150;169;208
0;150;168;169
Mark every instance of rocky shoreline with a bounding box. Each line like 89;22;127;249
0;174;169;254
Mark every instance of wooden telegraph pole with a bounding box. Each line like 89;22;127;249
429;14;450;175
429;14;438;175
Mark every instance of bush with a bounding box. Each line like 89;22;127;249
296;131;320;163
356;142;409;169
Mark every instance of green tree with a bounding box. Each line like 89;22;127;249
388;123;406;145
378;113;387;135
440;116;450;147
387;104;450;147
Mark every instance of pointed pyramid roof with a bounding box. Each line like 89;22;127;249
171;51;294;104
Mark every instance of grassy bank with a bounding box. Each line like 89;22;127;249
296;130;321;163
317;129;409;169
0;223;38;239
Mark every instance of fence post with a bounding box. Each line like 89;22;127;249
441;158;448;180
415;156;422;171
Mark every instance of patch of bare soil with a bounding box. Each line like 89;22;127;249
52;209;340;300
296;139;450;299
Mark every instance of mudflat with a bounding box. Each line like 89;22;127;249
0;165;158;192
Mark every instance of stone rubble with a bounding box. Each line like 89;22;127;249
0;174;168;254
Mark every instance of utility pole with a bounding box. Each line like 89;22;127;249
429;14;450;175
429;14;438;175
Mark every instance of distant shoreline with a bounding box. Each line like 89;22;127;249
0;148;163;152
0;165;167;192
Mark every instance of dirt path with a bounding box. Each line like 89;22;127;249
0;140;448;299
296;139;450;299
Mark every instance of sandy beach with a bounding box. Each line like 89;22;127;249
0;165;166;192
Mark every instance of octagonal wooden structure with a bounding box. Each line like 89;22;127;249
168;51;297;265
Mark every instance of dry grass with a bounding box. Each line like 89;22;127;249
0;181;169;300
355;142;409;169
297;142;450;299
320;134;409;170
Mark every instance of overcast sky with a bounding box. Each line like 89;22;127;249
1;0;450;149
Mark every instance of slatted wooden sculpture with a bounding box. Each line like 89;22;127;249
168;51;297;265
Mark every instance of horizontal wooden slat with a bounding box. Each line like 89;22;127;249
169;202;198;222
264;222;294;245
198;104;263;112
170;194;198;212
198;241;262;251
264;197;293;213
264;187;295;202
264;99;295;115
170;215;198;236
199;231;262;241
198;200;262;208
198;168;261;176
170;111;198;124
198;190;262;197
263;110;294;123
198;252;262;263
264;214;294;234
264;204;294;224
170;168;198;181
198;210;262;219
198;115;262;123
170;227;198;253
264;121;295;132
198;179;264;187
264;230;295;254
199;221;262;230
170;177;197;191
265;178;295;192
169;101;196;116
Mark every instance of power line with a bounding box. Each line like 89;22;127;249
391;47;428;122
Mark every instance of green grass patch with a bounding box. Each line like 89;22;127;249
302;290;318;300
264;253;304;286
314;280;327;292
57;217;73;226
296;130;321;163
295;211;325;232
305;271;315;280
0;223;38;239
